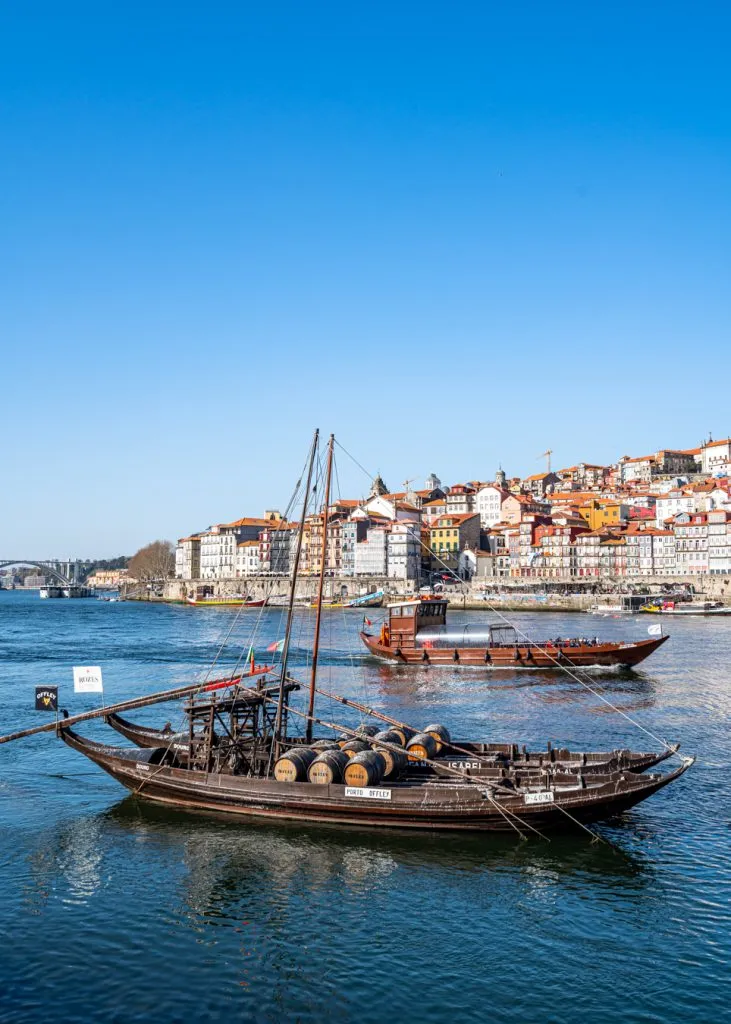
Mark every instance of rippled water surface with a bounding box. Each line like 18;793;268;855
1;591;729;1023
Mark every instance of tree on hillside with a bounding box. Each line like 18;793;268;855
128;540;175;583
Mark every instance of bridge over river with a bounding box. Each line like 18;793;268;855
0;560;91;586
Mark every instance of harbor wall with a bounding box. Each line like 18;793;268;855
159;574;731;611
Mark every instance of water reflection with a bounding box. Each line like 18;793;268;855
102;797;652;915
366;661;660;716
24;816;104;910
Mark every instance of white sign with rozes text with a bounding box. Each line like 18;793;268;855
73;666;104;693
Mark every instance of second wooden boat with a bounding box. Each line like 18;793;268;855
361;599;668;668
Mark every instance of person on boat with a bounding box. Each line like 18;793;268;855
379;623;390;646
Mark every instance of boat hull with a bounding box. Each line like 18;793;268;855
360;632;668;669
59;729;691;833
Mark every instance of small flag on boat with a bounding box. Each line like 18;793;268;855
73;666;104;693
247;646;255;674
267;638;285;653
647;624;662;636
35;685;58;712
363;616;372;627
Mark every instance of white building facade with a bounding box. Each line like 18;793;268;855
387;522;421;580
475;484;507;528
354;527;389;575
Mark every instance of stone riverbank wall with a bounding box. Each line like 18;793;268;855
160;574;731;612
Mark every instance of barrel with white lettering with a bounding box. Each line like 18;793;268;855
341;738;370;758
273;747;317;782
423;723;451;754
343;750;386;788
307;749;350;784
406;732;438;761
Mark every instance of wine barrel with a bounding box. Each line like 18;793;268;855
343;751;386;788
406;732;438;761
373;729;404;747
341;738;370;758
307;749;350;784
423;723;451;754
384;725;414;746
273;747;317;782
356;724;380;738
374;744;407;780
311;739;340;751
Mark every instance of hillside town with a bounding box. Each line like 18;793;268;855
174;437;731;585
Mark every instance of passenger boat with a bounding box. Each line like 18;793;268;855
186;596;267;608
639;599;731;616
0;430;692;835
360;598;668;668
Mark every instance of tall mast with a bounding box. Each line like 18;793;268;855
273;428;319;755
306;433;334;743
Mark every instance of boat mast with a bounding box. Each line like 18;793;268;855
306;432;334;743
273;428;319;756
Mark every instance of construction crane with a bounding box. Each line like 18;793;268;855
538;449;553;474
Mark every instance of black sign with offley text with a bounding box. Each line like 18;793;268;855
35;686;59;712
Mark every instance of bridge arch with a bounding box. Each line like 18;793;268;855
0;561;73;586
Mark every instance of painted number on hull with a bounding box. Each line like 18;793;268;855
524;790;555;805
344;787;392;800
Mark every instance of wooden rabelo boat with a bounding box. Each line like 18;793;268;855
59;724;690;832
360;599;668;668
186;596;267;608
0;431;692;835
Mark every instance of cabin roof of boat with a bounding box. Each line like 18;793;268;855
387;597;446;611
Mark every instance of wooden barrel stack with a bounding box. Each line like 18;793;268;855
273;720;453;783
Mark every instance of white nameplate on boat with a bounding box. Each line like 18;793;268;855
524;790;555;805
344;787;392;800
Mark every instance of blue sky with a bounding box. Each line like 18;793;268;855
2;2;730;557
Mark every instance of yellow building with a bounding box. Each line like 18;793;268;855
429;513;480;570
578;500;626;532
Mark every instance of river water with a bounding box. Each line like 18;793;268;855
0;590;728;1023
